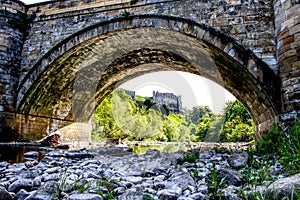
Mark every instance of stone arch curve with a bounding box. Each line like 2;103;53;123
16;14;281;134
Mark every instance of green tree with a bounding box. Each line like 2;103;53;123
220;100;254;142
186;106;214;125
195;117;212;141
203;114;225;142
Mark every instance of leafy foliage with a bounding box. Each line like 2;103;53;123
92;90;254;143
186;105;214;125
207;168;226;199
256;120;300;174
92;89;195;142
219;101;254;142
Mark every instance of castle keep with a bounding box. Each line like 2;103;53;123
152;91;182;114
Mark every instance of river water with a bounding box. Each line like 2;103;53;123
0;145;44;163
0;141;250;163
0;142;191;163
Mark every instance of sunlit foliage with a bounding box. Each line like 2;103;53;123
92;89;254;143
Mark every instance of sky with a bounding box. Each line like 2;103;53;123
21;0;236;114
119;71;235;114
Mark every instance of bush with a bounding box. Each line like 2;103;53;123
256;120;300;174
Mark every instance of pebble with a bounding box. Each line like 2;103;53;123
0;145;295;199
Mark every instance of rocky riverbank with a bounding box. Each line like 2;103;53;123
0;145;299;200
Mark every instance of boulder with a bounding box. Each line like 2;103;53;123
8;179;33;193
164;172;196;191
24;151;39;158
267;174;300;199
118;190;143;200
216;169;244;186
227;152;248;169
24;181;59;200
67;193;103;200
0;186;13;200
15;189;30;200
65;149;93;159
40;134;61;147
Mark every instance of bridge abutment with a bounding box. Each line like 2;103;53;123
0;112;73;142
0;0;26;111
274;0;300;123
0;0;27;140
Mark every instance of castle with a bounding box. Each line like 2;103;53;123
124;89;183;114
152;91;183;114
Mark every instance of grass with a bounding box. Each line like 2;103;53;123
207;168;226;199
130;0;137;5
256;120;300;175
122;10;131;17
177;151;197;165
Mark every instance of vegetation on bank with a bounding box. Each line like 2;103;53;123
91;88;254;143
255;120;300;175
173;120;300;200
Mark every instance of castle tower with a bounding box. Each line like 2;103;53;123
273;0;300;123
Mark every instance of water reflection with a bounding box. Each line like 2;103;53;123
0;143;192;163
0;146;44;163
129;144;191;154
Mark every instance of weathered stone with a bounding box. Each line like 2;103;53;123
23;151;39;158
113;187;126;195
216;169;244;186
0;186;13;200
65;150;93;159
118;190;143;200
188;192;209;200
24;193;55;200
122;176;143;184
46;150;64;157
227;152;249;169
164;172;196;191
25;181;59;200
267;174;300;199
8;179;33;193
15;189;30;200
157;189;178;199
67;193;103;200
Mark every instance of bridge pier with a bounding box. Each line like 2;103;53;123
0;0;26;112
273;0;300;124
0;112;73;142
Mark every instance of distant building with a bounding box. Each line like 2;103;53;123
152;91;183;114
124;89;136;100
122;89;183;114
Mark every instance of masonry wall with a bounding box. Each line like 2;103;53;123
0;112;72;142
153;91;183;114
0;0;26;111
20;0;277;83
273;0;300;122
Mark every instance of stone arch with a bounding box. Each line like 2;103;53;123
16;14;281;134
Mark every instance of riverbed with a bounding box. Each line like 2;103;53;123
0;141;252;163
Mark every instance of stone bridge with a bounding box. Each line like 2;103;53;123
0;0;299;142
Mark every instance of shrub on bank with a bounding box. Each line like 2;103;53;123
256;120;300;174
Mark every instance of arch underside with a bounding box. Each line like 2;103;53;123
17;16;281;129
